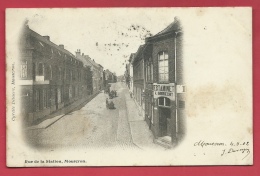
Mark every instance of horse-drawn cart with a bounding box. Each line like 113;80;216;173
106;98;115;109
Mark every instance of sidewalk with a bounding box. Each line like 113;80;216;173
125;92;164;150
26;92;100;130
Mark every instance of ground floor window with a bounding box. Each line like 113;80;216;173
57;88;61;103
34;89;40;111
43;89;48;108
158;97;170;107
151;104;154;124
69;85;72;99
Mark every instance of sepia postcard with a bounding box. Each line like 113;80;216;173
6;7;252;167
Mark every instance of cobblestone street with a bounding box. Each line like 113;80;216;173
26;82;142;150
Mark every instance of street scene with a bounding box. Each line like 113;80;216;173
26;82;162;150
7;8;253;167
18;9;185;150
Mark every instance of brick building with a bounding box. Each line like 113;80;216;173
19;25;89;125
132;45;146;119
146;18;185;146
129;18;185;147
128;53;135;95
75;50;103;94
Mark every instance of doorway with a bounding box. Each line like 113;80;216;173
159;107;171;137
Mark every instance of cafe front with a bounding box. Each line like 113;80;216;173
151;83;178;147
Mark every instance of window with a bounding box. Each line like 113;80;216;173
38;63;44;76
158;52;169;82
59;68;62;80
43;89;47;108
151;104;154;124
70;70;72;82
32;63;36;80
49;65;52;80
34;90;40;111
158;97;170;107
146;57;153;82
179;100;185;109
20;61;27;78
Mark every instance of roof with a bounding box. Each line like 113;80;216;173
133;45;145;63
149;17;182;39
76;54;100;70
128;53;136;63
25;26;78;60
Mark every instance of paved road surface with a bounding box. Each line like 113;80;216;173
26;82;139;150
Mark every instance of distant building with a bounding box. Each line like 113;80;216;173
128;53;135;94
105;69;117;84
98;64;104;91
132;45;146;119
75;50;103;94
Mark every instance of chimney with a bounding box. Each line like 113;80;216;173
59;44;64;49
43;36;50;41
75;49;81;58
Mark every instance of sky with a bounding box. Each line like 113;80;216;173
16;8;178;76
7;8;251;87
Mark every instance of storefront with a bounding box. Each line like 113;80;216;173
152;83;177;146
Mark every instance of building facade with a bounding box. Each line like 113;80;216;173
129;18;185;147
146;18;185;146
75;50;102;95
132;45;145;119
19;25;89;125
105;69;117;84
128;53;135;94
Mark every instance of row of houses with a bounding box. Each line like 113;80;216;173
125;18;186;147
18;25;116;126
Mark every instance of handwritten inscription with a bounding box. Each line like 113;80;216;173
194;140;251;160
194;140;225;148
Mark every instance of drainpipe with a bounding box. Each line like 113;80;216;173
174;31;181;144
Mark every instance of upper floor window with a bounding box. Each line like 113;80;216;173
59;68;62;80
20;61;27;78
49;65;52;80
38;63;44;76
158;51;168;82
146;57;153;82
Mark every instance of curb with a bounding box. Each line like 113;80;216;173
26;92;100;130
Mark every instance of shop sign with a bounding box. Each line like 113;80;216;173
153;83;175;100
177;85;186;93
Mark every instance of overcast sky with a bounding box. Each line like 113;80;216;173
8;8;251;87
15;8;178;76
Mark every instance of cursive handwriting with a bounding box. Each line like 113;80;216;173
194;140;251;160
221;148;250;160
194;140;225;148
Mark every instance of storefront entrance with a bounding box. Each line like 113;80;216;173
159;107;171;137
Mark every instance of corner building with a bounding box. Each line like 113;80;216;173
144;18;185;147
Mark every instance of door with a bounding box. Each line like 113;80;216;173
159;108;171;137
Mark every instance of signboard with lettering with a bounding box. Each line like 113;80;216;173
153;83;175;100
177;85;186;93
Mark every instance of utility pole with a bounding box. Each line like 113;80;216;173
174;31;181;144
